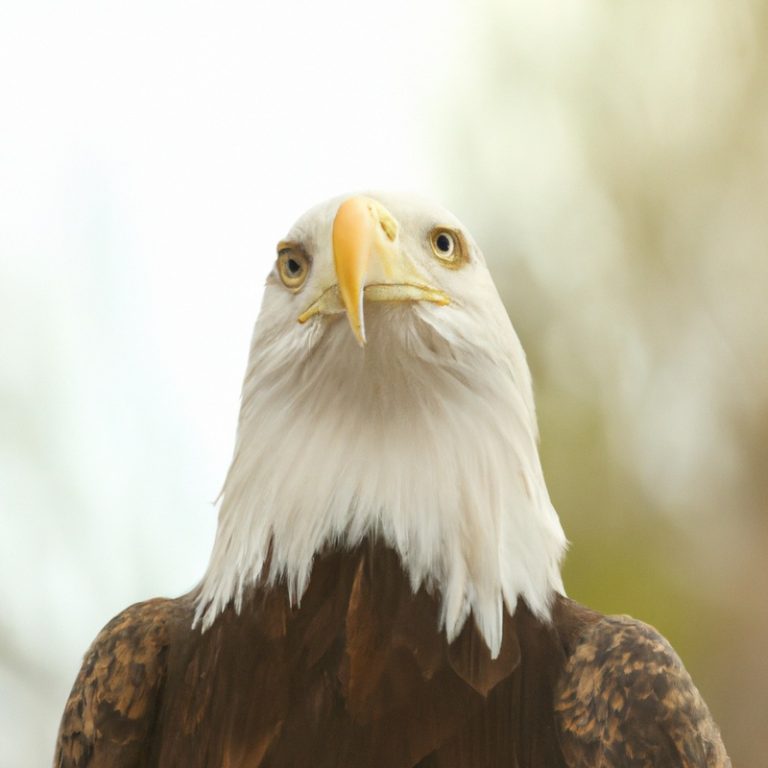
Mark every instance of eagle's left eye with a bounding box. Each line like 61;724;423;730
429;228;466;268
276;244;311;290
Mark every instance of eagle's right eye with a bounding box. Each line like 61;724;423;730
276;243;311;290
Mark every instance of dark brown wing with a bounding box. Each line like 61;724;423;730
554;613;730;768
54;597;188;768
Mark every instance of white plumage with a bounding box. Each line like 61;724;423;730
196;193;566;657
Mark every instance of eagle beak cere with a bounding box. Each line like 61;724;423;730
297;196;450;346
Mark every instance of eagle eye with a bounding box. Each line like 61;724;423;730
429;228;466;268
276;243;311;290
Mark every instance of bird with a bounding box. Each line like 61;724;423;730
54;193;731;767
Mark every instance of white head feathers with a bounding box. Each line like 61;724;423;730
195;193;566;657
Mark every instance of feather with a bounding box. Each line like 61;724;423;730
554;605;731;767
56;546;729;767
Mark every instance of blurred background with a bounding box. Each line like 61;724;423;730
1;0;766;765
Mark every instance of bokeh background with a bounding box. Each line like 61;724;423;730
2;1;766;765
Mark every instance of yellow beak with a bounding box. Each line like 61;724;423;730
298;196;450;345
332;196;377;345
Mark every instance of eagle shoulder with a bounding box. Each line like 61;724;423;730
554;611;730;768
54;596;189;768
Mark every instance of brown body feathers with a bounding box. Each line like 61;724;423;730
55;542;729;767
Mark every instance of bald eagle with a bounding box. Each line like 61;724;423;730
55;195;730;767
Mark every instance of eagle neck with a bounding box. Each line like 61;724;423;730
196;310;566;657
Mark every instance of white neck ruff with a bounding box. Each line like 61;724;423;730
196;302;566;657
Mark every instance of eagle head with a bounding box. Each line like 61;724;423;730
197;193;566;657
